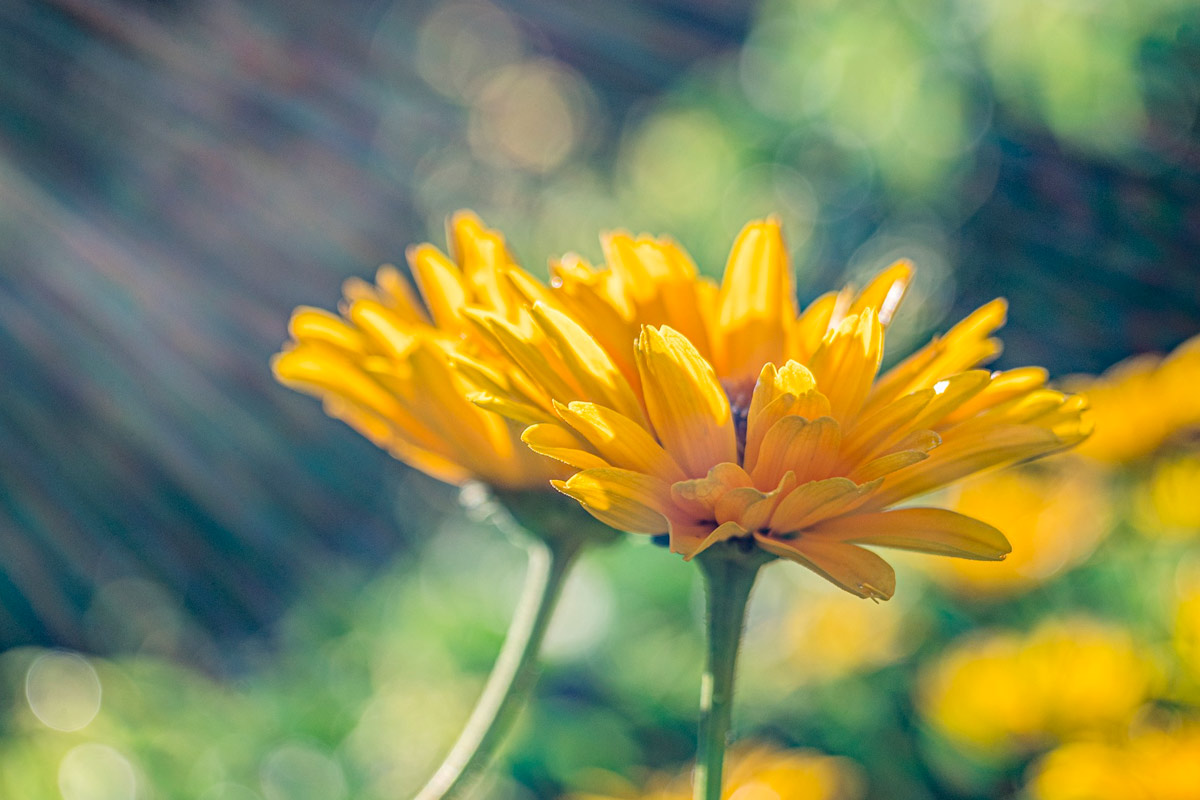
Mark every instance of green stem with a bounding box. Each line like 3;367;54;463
413;533;583;800
693;546;768;800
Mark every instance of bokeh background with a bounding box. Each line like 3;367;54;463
2;0;1200;798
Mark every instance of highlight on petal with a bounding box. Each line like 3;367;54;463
807;507;1012;561
555;401;686;483
552;468;672;534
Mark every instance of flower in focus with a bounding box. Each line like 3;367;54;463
273;213;565;489
567;743;864;800
1066;333;1200;466
919;618;1157;757
923;459;1110;597
470;217;1089;598
1026;723;1200;800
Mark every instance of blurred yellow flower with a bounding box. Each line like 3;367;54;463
1068;333;1200;465
919;618;1157;756
924;458;1110;596
1135;453;1200;537
568;743;864;800
1027;723;1200;800
273;213;564;489
743;572;912;685
1174;580;1200;688
471;217;1089;598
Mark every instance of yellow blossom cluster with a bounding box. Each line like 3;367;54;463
1027;724;1200;800
568;743;864;800
919;618;1157;755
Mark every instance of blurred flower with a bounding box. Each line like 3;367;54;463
471;217;1089;598
923;458;1110;597
1135;453;1200;537
273;212;564;489
1026;722;1200;800
919;618;1157;757
568;743;864;800
1068;333;1200;466
1173;579;1200;689
743;571;913;686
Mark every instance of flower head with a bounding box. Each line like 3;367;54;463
471;217;1089;598
273;213;564;489
1066;333;1200;465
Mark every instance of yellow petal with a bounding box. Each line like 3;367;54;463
808;507;1011;560
848;260;913;326
371;264;430;325
521;423;611;471
287;307;367;352
670;462;754;520
744;362;831;473
866;299;1007;413
749;416;842;488
754;535;896;600
531;302;645;424
714;217;795;380
770;477;881;533
790;291;839;362
406;244;469;330
849;449;930;483
470;392;556;426
683;521;749;562
636;326;737;477
273;342;403;422
347;300;419;358
552;468;672;533
471;309;581;404
447;211;516;314
863;425;1064;509
840;388;935;463
807;309;884;423
555;401;686;483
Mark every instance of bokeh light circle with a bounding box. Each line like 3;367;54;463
25;651;102;732
59;744;137;800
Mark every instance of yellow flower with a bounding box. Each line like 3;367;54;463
919;618;1157;756
470;217;1089;598
742;572;912;686
1067;333;1200;465
1027;723;1200;800
273;213;564;489
568;743;864;800
1135;453;1200;536
924;457;1110;596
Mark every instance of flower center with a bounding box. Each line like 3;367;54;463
723;378;756;465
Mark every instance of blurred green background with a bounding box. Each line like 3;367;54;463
2;0;1200;798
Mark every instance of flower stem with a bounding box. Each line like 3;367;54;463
413;532;583;800
692;546;769;800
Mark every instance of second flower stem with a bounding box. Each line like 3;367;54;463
413;532;583;800
693;547;768;800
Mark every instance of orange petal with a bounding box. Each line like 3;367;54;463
522;423;611;471
749;416;842;488
807;507;1011;560
754;535;896;600
714;218;795;379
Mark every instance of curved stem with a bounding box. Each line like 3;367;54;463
413;534;583;800
693;548;766;800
